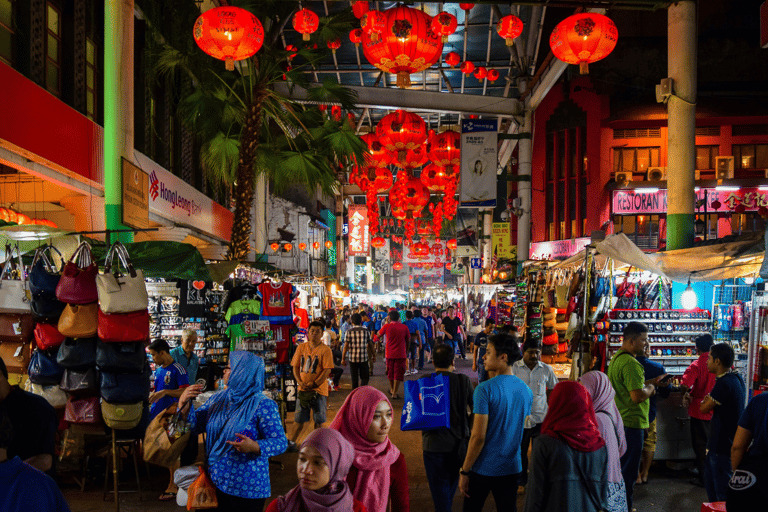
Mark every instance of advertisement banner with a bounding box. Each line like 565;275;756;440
460;119;498;207
374;239;391;275
612;187;768;215
403;239;448;265
454;208;479;257
121;158;149;229
348;205;369;256
492;222;517;260
529;237;591;261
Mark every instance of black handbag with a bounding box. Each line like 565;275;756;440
99;364;151;404
57;337;97;369
29;246;62;296
30;291;66;321
95;340;147;373
60;367;99;396
28;348;64;385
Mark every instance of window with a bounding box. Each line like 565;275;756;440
734;144;768;170
613;215;661;250
0;0;12;65
613;147;661;174
545;126;587;240
696;145;719;170
613;128;661;139
45;3;61;96
85;38;96;120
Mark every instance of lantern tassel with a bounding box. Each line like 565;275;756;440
443;35;449;43
303;33;310;41
506;37;514;46
397;71;411;89
225;57;235;71
580;61;589;74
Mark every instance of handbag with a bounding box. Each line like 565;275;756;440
99;364;151;403
97;309;150;343
0;340;31;374
96;242;148;314
24;379;68;408
58;302;98;338
401;372;451;431
186;466;218;510
56;337;97;369
28;348;64;385
95;340;146;373
29;245;63;296
102;400;144;430
0;244;30;314
34;322;66;351
60;367;99;395
55;242;99;305
64;396;102;424
0;313;34;344
143;403;191;468
30;292;66;321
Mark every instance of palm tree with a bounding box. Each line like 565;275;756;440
142;0;365;260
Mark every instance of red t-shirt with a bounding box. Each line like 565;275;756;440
377;322;410;360
265;497;367;512
681;352;717;420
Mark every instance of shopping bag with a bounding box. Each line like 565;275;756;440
186;466;218;510
28;348;64;385
0;244;30;314
58;302;98;338
143;403;191;468
401;372;451;431
97;309;150;343
55;242;99;305
64;396;102;424
56;337;97;369
33;322;66;351
96;242;148;313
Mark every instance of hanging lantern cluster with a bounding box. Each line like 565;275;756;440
193;7;265;71
549;13;618;74
376;110;427;164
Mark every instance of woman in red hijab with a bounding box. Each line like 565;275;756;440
523;381;608;512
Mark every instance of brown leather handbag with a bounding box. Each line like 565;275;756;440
0;340;31;374
0;313;34;343
58;303;98;338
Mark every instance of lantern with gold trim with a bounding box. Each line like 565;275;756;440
193;7;265;71
293;8;319;42
549;13;618;75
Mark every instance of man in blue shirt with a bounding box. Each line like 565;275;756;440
171;329;200;385
403;310;421;375
413;309;429;371
459;333;532;512
635;341;672;484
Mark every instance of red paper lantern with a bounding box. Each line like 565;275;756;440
446;238;458;250
550;13;618;75
270;242;279;251
474;66;487;80
445;51;461;68
371;236;385;248
487;69;500;82
413;241;430;256
284;243;293;251
193;7;265;71
711;199;722;210
325;240;333;249
421;164;449;192
431;12;458;43
331;105;342;121
361;5;443;88
293;8;320;41
445;263;452;270
360;10;387;42
352;1;369;19
327;37;341;54
393;262;403;271
361;133;393;169
391;145;428;170
460;61;475;75
428;130;461;170
413;282;420;288
313;241;320;250
376;110;427;163
389;171;430;219
496;15;523;46
285;44;298;60
349;28;364;47
299;242;307;251
459;3;475;12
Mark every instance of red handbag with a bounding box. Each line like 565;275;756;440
64;396;102;424
97;309;150;343
33;322;65;351
55;242;98;305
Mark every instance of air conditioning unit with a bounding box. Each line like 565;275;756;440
646;167;667;181
615;172;633;185
715;156;735;179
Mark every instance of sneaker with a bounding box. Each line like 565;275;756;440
286;441;298;453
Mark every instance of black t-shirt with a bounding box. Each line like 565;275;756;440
2;386;58;478
176;280;213;317
474;331;489;359
708;371;746;455
442;317;462;339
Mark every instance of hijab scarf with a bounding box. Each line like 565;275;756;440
276;428;355;512
330;386;400;512
579;371;626;483
541;381;606;453
204;351;266;462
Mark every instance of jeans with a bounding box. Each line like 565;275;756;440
704;450;732;502
463;472;519;512
214;488;265;511
418;337;428;369
424;451;461;512
477;363;488;383
690;418;710;481
620;426;644;511
349;361;369;389
519;423;542;485
456;333;466;358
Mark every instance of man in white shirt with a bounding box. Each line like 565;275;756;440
511;339;558;495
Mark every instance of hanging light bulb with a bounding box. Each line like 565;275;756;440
681;277;697;310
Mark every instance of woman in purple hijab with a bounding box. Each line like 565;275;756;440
266;428;367;512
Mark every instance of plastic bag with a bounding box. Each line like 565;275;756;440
187;466;218;510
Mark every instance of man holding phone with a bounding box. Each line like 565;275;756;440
635;341;673;484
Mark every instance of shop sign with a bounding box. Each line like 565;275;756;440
403;239;448;264
348;205;369;256
133;151;233;241
470;257;482;269
612;187;768;215
454;208;479;257
492;222;517;260
121;158;149;229
460;119;498;208
529;237;591;261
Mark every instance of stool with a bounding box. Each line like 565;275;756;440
103;429;148;511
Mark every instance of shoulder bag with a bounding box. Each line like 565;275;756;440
58;302;98;338
34;322;66;351
97;309;150;343
30;292;66;322
143;402;192;468
56;337;97;369
102;400;144;430
0;244;30;314
95;340;146;373
24;379;67;408
97;242;148;314
56;242;99;305
0;312;34;343
29;245;63;297
0;340;31;375
99;363;151;403
64;396;102;425
28;348;65;385
60;367;99;395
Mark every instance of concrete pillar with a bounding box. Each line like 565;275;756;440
517;110;533;270
103;0;134;243
253;174;267;262
666;1;697;250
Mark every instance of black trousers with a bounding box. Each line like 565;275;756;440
330;366;344;387
519;423;542;485
463;472;519;512
214;488;265;512
690;417;710;480
179;432;200;466
349;361;370;389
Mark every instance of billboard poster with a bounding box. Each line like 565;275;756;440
374;239;391;275
492;222;517;260
454;208;479;257
460;118;498;207
348;205;369;256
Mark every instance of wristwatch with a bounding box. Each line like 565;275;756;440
459;469;470;476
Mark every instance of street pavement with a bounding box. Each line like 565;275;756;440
60;353;709;511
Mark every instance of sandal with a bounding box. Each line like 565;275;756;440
159;492;177;501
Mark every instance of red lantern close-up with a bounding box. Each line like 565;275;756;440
193;7;265;71
270;242;279;252
446;238;458;250
352;1;369;19
313;241;320;250
445;263;452;270
298;243;307;251
487;69;500;82
549;13;618;74
496;15;524;46
393;262;403;271
460;61;475;75
361;133;394;169
459;3;475;12
293;8;320;41
431;12;458;43
327;37;341;54
428;130;461;169
331;105;342;121
371;236;385;248
390;145;428;170
325;240;333;249
360;10;387;42
445;51;460;68
474;66;487;80
349;28;363;47
420;163;448;192
284;243;293;251
361;5;443;88
711;199;722;210
376;110;427;163
389;171;430;220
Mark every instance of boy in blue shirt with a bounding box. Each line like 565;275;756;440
403;310;422;375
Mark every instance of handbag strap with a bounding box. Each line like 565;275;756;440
70;242;94;269
1;244;26;282
32;245;63;274
104;242;137;277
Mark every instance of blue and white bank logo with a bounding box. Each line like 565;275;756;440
728;469;756;490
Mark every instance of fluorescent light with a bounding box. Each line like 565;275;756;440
715;186;740;191
635;187;659;193
694;187;701;191
759;186;768;191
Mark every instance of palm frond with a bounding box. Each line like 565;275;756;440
200;132;240;188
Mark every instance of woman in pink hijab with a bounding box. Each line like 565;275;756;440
266;428;366;512
330;386;409;512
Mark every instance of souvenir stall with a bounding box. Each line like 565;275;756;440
748;285;768;397
291;277;326;325
463;284;500;336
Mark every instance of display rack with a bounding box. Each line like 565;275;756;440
712;283;752;346
747;287;768;397
496;286;516;326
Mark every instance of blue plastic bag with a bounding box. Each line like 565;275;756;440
401;373;451;431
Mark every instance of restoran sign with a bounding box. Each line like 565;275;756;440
530;237;591;261
613;187;768;215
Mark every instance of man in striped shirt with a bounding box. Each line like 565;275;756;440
341;313;376;389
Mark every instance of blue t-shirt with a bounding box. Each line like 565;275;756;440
472;374;532;476
413;317;427;343
708;371;746;455
170;346;199;384
150;362;190;420
739;391;768;460
423;316;434;338
636;356;671;423
373;311;387;331
0;456;71;512
404;319;418;335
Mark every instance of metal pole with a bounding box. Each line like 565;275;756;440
666;1;697;250
112;429;119;512
517;110;533;272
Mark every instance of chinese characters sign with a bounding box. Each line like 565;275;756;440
347;205;369;256
492;222;517;260
612;188;768;215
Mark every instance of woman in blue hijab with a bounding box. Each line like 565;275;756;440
180;351;287;512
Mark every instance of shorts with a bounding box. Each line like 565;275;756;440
643;418;657;453
386;358;406;382
408;344;418;360
294;393;328;426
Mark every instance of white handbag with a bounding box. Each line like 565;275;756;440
0;245;30;314
24;379;68;408
96;242;148;314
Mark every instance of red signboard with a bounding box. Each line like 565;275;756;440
530;237;591;261
348;205;369;256
613;187;768;215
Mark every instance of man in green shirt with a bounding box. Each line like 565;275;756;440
607;321;666;512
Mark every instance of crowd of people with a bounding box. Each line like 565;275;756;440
2;302;768;512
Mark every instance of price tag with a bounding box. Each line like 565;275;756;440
243;320;270;334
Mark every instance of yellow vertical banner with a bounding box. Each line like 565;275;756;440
492;222;517;260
